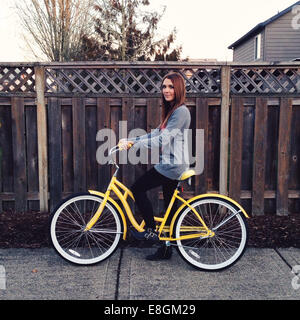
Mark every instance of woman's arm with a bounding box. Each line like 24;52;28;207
118;127;160;149
130;127;160;144
131;106;189;150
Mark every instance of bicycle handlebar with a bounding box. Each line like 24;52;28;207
109;145;120;156
108;143;134;171
109;142;133;157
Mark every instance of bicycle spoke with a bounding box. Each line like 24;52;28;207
175;198;247;270
50;194;122;265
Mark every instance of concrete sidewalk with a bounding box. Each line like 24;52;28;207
0;247;299;300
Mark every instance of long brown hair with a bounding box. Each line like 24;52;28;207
160;72;186;129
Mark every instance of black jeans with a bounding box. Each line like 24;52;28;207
131;167;179;230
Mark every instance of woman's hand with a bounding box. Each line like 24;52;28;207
118;139;134;150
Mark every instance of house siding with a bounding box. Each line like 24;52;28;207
233;31;265;62
265;10;300;61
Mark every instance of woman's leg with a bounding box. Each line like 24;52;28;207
146;180;178;260
131;167;170;229
162;180;179;226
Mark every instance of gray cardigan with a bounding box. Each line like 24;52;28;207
131;105;191;180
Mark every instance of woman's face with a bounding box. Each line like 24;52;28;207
162;78;175;102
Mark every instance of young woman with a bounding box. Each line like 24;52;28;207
119;72;191;260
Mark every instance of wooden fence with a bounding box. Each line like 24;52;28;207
0;61;299;216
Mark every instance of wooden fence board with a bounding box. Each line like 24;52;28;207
229;97;244;203
86;105;97;191
0;106;12;211
265;105;279;199
25;105;39;211
276;98;293;216
208;104;221;191
97;97;111;192
62;105;73;193
185;103;195;193
121;97;135;189
289;105;300;213
72;97;86;193
196;97;208;194
11;97;27;212
146;98;161;214
110;104;121;162
133;101;147;180
290;105;300;190
241;106;255;191
48;97;62;211
252;97;268;215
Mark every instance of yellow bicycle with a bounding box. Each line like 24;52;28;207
50;145;249;271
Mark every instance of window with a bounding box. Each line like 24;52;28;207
254;33;261;60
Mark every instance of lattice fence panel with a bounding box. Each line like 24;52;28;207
0;66;35;93
1;64;299;95
45;67;221;94
231;67;300;94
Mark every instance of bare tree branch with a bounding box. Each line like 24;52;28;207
14;0;95;61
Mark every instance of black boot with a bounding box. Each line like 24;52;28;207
146;243;172;261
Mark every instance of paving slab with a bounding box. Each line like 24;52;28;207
277;248;300;293
0;248;120;300
277;248;300;267
0;247;299;300
118;247;300;300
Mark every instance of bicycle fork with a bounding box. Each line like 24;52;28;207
84;187;113;232
84;192;110;231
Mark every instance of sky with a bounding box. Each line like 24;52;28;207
0;0;299;62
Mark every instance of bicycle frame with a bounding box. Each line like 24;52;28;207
85;174;212;241
84;145;249;242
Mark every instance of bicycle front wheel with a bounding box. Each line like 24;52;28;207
50;193;122;265
174;198;248;271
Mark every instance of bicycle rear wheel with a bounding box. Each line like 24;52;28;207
174;198;248;271
50;193;122;265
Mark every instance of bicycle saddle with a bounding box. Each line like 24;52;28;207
179;169;196;181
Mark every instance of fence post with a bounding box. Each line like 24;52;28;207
34;66;49;212
219;65;231;196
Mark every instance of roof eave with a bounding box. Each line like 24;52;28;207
228;1;300;50
228;23;264;49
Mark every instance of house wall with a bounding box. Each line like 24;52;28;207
265;10;300;62
233;31;265;62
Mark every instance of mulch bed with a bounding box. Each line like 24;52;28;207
0;211;51;248
0;210;300;248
